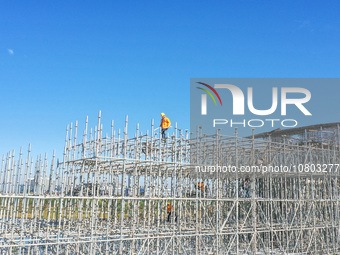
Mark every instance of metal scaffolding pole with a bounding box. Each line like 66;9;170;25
0;113;340;254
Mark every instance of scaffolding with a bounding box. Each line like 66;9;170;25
1;112;340;254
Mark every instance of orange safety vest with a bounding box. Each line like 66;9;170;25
167;204;171;213
161;117;171;129
197;182;204;191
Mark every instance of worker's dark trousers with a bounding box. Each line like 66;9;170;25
167;212;177;222
161;128;168;138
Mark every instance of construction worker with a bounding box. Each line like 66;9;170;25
243;177;250;198
197;181;204;192
160;113;171;139
256;157;265;166
167;202;172;222
167;202;177;222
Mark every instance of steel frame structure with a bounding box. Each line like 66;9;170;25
1;112;340;254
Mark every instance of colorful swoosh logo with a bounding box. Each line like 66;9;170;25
196;82;223;106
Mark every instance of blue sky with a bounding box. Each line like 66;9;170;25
1;1;340;156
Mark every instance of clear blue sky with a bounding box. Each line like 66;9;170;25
1;1;340;156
